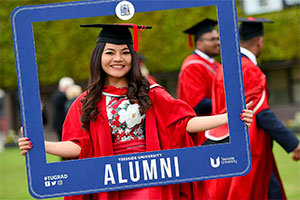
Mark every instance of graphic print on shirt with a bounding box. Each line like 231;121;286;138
106;96;145;143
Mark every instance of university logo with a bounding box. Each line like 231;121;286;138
120;3;130;16
115;1;135;20
210;156;220;168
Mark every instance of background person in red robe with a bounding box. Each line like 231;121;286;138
18;23;253;200
205;17;300;200
177;18;221;145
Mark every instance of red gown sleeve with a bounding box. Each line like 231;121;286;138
62;95;93;159
151;86;197;149
150;86;210;200
178;64;211;109
212;58;269;115
242;58;269;113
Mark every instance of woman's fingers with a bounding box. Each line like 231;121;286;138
246;101;253;109
242;111;253;120
241;109;253;127
19;143;32;150
18;128;32;156
240;101;254;127
21;149;29;156
18;137;28;142
18;137;33;156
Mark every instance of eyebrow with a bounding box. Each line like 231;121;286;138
104;47;130;51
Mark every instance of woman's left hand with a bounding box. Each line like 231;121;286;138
241;101;254;127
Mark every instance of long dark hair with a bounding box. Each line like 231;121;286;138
80;42;152;131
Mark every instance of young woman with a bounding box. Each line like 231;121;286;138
18;24;253;200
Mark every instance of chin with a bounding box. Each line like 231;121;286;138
210;52;219;57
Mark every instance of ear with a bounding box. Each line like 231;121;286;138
195;39;203;51
257;36;264;49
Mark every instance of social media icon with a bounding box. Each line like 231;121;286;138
45;181;50;187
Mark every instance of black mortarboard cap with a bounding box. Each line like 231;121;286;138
183;18;218;48
184;18;218;39
80;23;152;51
238;17;273;40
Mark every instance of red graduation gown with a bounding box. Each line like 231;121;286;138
205;56;286;200
177;53;219;145
62;82;209;200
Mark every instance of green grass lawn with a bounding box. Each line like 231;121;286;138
272;140;300;200
0;148;63;200
1;141;299;200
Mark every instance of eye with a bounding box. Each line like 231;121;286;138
104;51;114;55
123;51;131;55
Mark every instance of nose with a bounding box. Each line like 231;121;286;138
113;52;123;62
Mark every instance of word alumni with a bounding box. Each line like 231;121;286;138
104;156;180;185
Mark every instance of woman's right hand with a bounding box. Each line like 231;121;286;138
18;137;33;156
18;127;81;158
18;127;33;156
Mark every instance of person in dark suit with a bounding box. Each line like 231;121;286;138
51;77;74;141
206;17;300;200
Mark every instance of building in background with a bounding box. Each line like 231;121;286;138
242;0;300;15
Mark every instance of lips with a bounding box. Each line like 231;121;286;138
111;65;125;69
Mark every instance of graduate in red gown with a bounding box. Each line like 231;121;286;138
18;23;254;200
206;17;300;200
177;18;221;145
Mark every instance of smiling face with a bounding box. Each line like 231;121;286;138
196;30;220;57
101;43;132;87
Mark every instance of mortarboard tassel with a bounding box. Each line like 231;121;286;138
115;23;140;51
132;24;139;51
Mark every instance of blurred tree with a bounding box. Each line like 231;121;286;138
0;0;299;90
